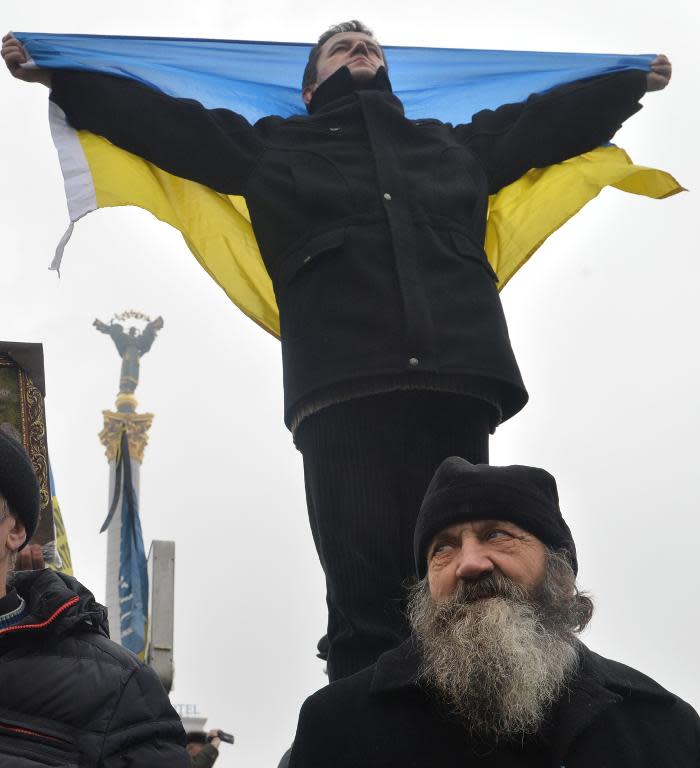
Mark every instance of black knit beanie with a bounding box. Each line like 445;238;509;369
414;457;577;578
0;428;40;549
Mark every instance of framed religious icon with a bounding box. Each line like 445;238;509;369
0;342;59;566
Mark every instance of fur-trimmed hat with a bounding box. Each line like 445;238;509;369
414;457;577;578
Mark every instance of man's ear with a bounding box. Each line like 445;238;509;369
6;518;27;554
302;85;315;105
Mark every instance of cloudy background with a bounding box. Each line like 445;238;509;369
1;1;698;765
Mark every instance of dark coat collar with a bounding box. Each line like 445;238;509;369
370;635;677;761
0;587;21;616
550;644;676;763
3;568;109;639
370;634;423;694
307;65;398;115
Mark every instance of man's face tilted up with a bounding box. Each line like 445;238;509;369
410;517;587;740
302;32;386;105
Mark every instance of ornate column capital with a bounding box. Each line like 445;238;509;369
99;410;154;463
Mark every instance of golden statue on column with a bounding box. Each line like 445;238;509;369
95;311;163;462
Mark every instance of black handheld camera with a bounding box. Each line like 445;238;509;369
207;730;234;745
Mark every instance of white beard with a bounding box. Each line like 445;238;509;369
409;580;580;740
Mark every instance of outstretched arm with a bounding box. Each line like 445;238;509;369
49;68;265;195
93;319;112;334
460;56;672;194
137;317;163;354
3;32;265;196
2;33;51;86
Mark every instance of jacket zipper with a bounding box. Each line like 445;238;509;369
0;722;72;746
0;595;79;636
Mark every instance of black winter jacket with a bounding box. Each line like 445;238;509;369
50;65;647;428
0;569;189;767
289;637;700;767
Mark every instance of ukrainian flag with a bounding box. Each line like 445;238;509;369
16;33;682;338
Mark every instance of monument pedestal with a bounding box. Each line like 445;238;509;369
99;404;153;645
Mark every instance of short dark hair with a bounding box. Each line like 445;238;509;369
302;20;386;90
185;731;207;745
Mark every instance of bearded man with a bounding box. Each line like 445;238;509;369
288;457;700;767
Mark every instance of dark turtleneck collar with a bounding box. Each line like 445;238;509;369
307;65;394;115
0;587;21;617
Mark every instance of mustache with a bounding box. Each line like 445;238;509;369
409;569;580;739
448;572;530;605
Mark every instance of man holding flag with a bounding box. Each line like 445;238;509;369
2;22;673;681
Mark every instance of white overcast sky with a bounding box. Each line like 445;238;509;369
1;1;699;766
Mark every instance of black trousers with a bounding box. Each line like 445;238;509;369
295;390;490;681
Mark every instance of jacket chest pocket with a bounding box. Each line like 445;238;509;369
427;146;484;221
275;226;397;359
276;229;346;342
0;724;79;767
289;152;353;220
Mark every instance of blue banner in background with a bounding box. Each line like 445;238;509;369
16;31;653;123
112;430;149;656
